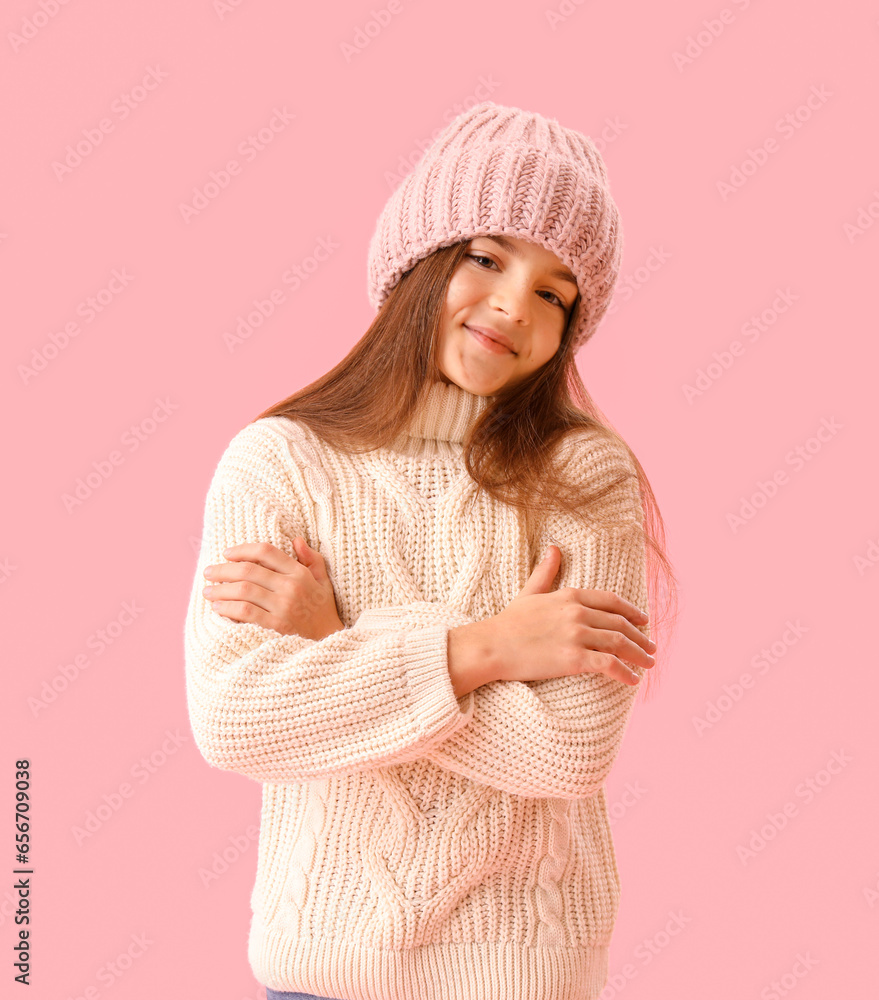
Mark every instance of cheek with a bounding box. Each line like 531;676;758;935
444;271;472;311
533;329;563;367
441;271;481;340
448;260;493;302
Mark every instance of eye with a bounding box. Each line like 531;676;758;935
467;253;568;310
467;253;497;269
538;290;566;308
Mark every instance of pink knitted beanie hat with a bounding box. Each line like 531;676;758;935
367;101;623;355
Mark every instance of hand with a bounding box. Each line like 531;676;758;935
202;538;344;640
476;545;655;687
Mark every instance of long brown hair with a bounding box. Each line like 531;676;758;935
252;240;679;700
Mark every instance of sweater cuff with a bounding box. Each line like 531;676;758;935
404;625;475;731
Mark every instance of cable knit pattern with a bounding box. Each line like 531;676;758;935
184;379;649;1000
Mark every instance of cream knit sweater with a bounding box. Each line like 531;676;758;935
184;379;649;1000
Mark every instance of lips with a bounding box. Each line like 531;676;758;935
465;324;516;354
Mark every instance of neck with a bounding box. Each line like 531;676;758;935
398;379;494;448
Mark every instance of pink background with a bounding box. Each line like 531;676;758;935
4;1;878;997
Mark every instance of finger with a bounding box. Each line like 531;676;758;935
292;537;331;584
572;587;648;626
219;542;300;575
579;621;655;670
206;599;274;628
567;598;654;654
209;600;300;637
205;559;287;594
617;662;643;686
517;545;561;597
587;651;643;687
204;581;275;615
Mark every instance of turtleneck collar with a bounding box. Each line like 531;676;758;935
400;379;495;446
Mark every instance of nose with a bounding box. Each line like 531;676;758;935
487;275;532;326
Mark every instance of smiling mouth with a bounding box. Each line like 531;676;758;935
465;325;516;355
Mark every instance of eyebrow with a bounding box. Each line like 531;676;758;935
474;234;579;287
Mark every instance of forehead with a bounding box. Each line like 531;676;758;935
469;234;578;286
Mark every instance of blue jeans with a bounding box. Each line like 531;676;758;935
264;989;345;1000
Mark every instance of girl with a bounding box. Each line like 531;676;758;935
185;101;677;1000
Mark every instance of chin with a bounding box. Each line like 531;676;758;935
455;374;505;397
437;351;512;396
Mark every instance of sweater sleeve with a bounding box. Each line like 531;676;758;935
351;432;650;800
183;420;474;786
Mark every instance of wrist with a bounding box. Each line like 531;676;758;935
325;616;346;638
312;615;345;641
447;620;501;698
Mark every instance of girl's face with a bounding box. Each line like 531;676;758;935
435;234;579;395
